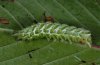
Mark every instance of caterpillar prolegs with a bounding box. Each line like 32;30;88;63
14;22;92;47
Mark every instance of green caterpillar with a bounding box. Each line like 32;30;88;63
14;22;92;47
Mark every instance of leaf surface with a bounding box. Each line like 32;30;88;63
0;0;100;65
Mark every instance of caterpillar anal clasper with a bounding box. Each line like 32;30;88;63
14;22;92;47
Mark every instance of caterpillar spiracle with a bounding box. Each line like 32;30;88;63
14;22;92;47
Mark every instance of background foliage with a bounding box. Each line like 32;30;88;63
0;0;100;65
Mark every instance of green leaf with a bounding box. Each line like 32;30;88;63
0;0;100;65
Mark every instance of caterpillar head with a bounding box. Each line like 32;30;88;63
79;34;92;47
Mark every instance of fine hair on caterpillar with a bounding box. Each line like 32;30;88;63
14;22;92;47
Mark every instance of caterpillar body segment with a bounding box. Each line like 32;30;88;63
14;22;92;47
